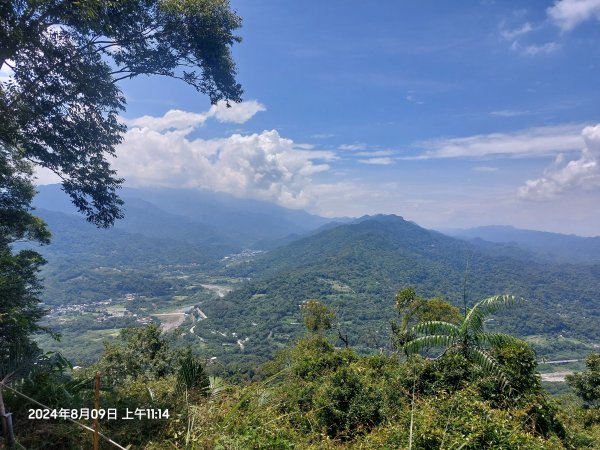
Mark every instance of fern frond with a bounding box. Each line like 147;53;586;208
208;376;227;398
403;334;456;355
479;332;524;349
477;295;519;316
413;321;460;337
176;356;210;396
462;306;485;335
468;347;512;392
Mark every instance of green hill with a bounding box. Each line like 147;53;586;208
196;215;600;366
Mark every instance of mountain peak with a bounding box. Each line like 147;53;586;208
355;213;405;223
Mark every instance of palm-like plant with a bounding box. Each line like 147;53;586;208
403;294;523;390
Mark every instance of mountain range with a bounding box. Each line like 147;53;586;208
28;185;600;367
448;225;600;265
186;215;599;371
33;184;335;248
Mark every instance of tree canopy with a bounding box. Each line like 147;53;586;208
0;0;243;226
403;294;524;390
0;0;244;393
302;299;335;334
567;352;600;409
0;150;49;378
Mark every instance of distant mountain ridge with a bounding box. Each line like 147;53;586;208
23;187;600;366
29;185;347;308
33;184;339;248
199;215;600;364
449;225;600;264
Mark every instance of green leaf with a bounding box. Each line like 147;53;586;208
403;334;456;354
413;320;460;337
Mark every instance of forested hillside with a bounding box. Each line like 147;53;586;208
195;215;600;368
450;225;600;265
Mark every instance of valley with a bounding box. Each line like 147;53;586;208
28;186;600;386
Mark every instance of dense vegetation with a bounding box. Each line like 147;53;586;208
17;207;600;374
5;302;600;449
195;215;600;370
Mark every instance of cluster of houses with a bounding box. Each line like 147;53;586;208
48;293;155;325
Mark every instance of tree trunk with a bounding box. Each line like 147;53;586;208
0;383;8;441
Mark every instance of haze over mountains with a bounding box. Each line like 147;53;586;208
33;184;599;266
449;225;600;265
34;184;334;249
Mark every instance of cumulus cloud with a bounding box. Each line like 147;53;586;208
518;124;600;199
115;118;336;208
125;110;210;131
548;0;600;31
208;100;266;124
409;123;585;160
123;100;265;131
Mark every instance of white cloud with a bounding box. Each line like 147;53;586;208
498;18;557;56
311;133;335;139
521;42;559;55
339;143;367;151
473;166;499;172
489;109;532;117
114;121;336;208
358;157;396;165
410;123;585;160
305;181;405;218
294;143;315;150
207;100;266;124
125;110;210;131
510;40;558;55
500;22;534;40
123;100;265;131
34;167;62;185
498;16;558;56
548;0;600;31
355;150;395;157
518;123;600;199
406;94;425;105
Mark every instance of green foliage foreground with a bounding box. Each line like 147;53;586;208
5;331;599;449
3;298;599;448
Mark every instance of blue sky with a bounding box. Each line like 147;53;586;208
32;0;600;235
